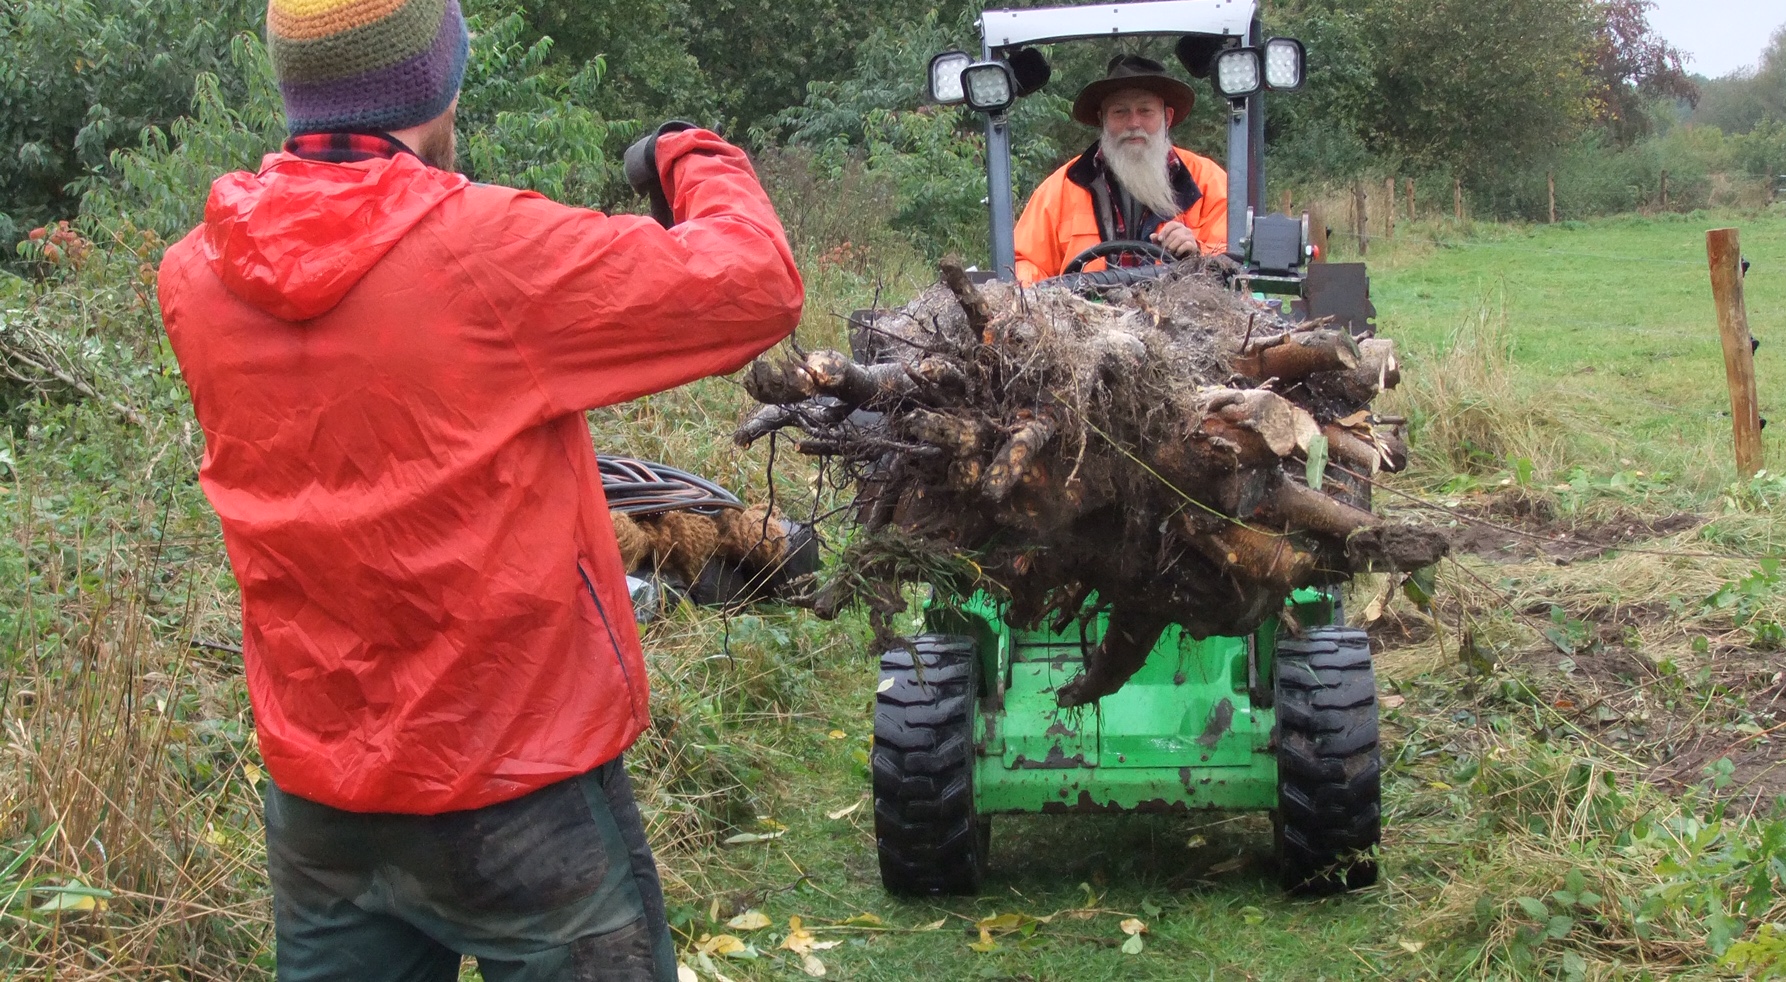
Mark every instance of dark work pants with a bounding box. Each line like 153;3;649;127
264;756;676;982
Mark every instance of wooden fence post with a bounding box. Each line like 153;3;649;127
1661;170;1670;210
1454;178;1464;221
1385;176;1396;238
1309;203;1329;262
1406;178;1416;222
1354;181;1369;256
1548;171;1557;224
1282;189;1293;216
1707;227;1764;476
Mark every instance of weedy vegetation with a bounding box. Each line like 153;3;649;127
8;5;1786;981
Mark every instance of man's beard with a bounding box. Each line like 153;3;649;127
1099;126;1178;219
416;120;457;172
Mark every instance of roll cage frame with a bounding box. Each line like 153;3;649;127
973;0;1273;282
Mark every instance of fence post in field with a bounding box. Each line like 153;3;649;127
1309;204;1329;262
1385;176;1396;238
1707;227;1764;476
1548;171;1557;224
1406;178;1416;222
1454;178;1464;221
1354;181;1369;256
1282;189;1293;216
1661;170;1670;210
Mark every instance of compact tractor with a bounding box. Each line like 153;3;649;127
867;0;1385;897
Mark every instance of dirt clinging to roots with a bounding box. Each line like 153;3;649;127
736;264;1448;705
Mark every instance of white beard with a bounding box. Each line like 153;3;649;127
1099;126;1179;220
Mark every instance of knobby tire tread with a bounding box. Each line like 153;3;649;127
1275;626;1381;895
873;634;988;895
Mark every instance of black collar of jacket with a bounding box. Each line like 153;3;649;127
1064;140;1203;214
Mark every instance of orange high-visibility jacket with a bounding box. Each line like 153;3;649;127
1013;142;1228;283
158;129;802;814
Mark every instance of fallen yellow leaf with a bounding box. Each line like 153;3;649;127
726;910;771;931
827;729;847;740
826;801;863;821
810;940;843;951
1399;940;1426;953
974;912;1043;934
1120;917;1147;936
916;917;948;931
801;953;827;977
838;911;882;927
676;963;698;982
876;677;895;693
781;916;817;956
244;762;263;785
697;934;748;957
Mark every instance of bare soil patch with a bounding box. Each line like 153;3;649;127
1444;490;1701;563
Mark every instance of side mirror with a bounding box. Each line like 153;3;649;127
928;51;972;105
1263;38;1306;92
961;61;1018;114
1007;46;1051;96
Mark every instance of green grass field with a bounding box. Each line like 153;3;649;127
10;209;1786;981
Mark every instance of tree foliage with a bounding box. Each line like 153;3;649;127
1588;0;1697;143
0;0;260;243
1694;26;1786;135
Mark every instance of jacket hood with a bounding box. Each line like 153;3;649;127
201;152;469;321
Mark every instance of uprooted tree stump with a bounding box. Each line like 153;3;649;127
735;262;1446;707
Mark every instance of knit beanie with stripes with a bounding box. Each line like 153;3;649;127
266;0;470;136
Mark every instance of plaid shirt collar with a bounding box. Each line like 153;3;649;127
283;131;417;164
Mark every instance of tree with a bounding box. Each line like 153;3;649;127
0;0;260;247
1359;0;1599;182
1588;0;1697;143
1694;25;1786;134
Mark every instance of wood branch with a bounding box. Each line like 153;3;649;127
900;409;992;456
939;262;992;339
1232;328;1360;381
1378;423;1409;473
981;412;1057;502
1321;422;1381;475
1205;388;1321;458
1259;475;1380;537
735;404;801;447
1182;518;1318;593
1056;606;1171;708
0;337;144;427
743;349;918;409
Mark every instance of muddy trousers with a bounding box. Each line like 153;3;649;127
264;756;677;982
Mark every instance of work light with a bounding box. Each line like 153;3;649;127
961;61;1017;113
928;51;972;105
1263;38;1306;91
1213;48;1262;100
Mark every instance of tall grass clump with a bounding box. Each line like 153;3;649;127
1392;293;1566;481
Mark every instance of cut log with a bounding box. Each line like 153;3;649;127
1232;328;1360;381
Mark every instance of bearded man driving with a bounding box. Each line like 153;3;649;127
1013;55;1228;283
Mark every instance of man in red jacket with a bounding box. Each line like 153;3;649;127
156;2;802;979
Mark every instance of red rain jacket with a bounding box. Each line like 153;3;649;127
158;130;802;814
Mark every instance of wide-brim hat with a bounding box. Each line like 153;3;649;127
1071;55;1196;127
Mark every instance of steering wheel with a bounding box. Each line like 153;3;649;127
1060;239;1173;275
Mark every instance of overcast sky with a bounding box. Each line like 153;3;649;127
1647;0;1784;78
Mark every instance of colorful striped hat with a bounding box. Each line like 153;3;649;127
267;0;470;136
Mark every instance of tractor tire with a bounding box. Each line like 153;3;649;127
1273;625;1381;895
873;634;989;896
